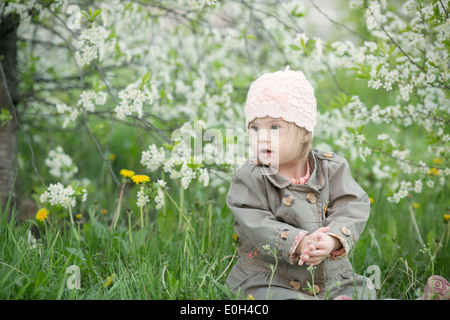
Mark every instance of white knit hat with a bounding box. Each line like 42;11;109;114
244;66;317;133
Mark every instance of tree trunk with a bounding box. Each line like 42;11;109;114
0;14;19;216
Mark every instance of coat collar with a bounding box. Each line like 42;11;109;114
260;149;325;191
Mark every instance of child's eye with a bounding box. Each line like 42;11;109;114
251;126;259;132
271;125;279;130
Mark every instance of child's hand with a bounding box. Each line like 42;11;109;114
297;226;329;266
298;226;341;266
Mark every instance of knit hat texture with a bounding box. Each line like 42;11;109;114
244;66;317;133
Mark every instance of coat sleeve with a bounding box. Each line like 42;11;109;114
226;164;308;264
324;158;371;259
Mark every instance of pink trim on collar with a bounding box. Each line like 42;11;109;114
288;160;310;185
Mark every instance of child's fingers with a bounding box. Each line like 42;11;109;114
304;242;317;255
299;253;311;265
316;226;330;233
305;249;328;259
305;253;327;266
306;258;324;266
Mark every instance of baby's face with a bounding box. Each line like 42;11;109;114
248;117;302;170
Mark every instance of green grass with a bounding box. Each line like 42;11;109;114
0;190;239;300
1;177;448;300
1;146;449;300
352;183;449;300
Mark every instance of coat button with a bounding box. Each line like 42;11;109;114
323;152;333;158
282;195;295;206
307;284;320;295
341;226;351;237
306;193;317;204
289;280;301;290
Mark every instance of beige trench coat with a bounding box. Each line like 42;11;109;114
226;149;375;300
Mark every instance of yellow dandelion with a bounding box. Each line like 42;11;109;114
103;276;113;288
412;202;420;209
428;168;440;176
36;208;49;222
369;197;374;205
76;213;82;219
444;214;450;224
232;234;239;243
120;169;135;178
109;153;116;161
247;294;254;300
132;175;150;184
432;158;443;165
101;208;108;215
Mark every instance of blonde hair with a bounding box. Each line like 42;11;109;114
286;122;312;161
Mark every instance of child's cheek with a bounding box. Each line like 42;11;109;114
248;133;258;155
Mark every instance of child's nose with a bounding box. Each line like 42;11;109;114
257;129;270;142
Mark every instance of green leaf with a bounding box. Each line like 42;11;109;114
0;108;12;126
291;5;305;18
162;140;180;151
93;8;102;18
387;217;397;241
427;229;437;251
346;127;356;134
141;72;151;88
355;73;370;79
433;3;440;17
66;247;86;261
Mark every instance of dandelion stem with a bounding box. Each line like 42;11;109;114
433;221;449;257
68;205;75;226
111;182;125;231
408;201;424;246
445;222;450;253
128;210;133;243
162;171;167;217
178;188;184;230
140;206;144;228
164;190;195;234
68;206;80;243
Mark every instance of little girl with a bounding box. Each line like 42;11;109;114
226;66;449;300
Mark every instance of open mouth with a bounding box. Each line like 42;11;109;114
260;148;273;157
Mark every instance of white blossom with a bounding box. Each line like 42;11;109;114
136;186;150;208
180;162;196;190
157;179;167;189
115;81;154;119
81;189;88;202
141;144;166;171
387;180;412;203
154;187;165;210
45;146;78;182
40;183;77;208
413;180;422;193
74;23;110;67
56;103;79;128
198;168;210;187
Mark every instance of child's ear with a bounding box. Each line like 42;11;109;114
303;133;311;143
